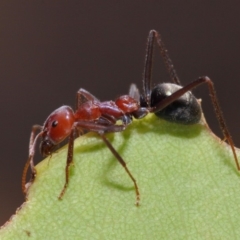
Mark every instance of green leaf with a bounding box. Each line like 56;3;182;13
1;114;240;239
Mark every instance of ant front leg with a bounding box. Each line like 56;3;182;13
151;76;240;171
58;128;75;200
98;133;140;206
22;125;43;193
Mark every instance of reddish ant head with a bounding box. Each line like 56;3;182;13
40;106;75;156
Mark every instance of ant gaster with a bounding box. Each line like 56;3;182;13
22;30;239;206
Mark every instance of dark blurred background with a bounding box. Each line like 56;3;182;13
1;1;240;225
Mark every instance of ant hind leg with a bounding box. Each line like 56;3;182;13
98;133;140;206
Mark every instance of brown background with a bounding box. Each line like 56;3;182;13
1;1;240;225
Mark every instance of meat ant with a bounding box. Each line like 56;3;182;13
22;87;148;205
22;30;239;207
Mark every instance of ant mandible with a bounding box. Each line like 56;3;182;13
22;30;239;207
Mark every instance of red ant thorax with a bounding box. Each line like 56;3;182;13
75;101;102;120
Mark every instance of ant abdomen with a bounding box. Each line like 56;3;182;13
151;83;202;124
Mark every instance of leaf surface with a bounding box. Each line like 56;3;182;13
1;114;240;239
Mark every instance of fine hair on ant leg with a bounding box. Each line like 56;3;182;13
141;29;239;170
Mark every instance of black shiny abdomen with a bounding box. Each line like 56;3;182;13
151;83;201;124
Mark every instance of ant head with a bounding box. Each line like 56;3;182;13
40;106;75;156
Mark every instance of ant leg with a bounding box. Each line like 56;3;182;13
142;30;181;106
151;76;240;171
58;122;126;199
204;78;240;171
22;125;42;193
143;30;155;106
75;120;126;133
98;133;140;206
58;128;75;199
152;30;181;85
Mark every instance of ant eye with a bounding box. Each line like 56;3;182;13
52;120;58;127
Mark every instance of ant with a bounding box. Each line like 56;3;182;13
22;30;239;207
22;87;148;206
